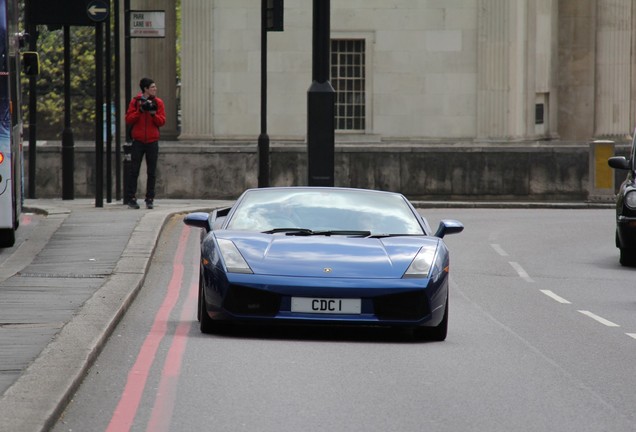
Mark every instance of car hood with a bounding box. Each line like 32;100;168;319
217;231;439;278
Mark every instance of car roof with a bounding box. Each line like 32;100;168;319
241;186;404;197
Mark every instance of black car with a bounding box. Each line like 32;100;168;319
608;135;636;266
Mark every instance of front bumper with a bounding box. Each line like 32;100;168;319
204;272;448;328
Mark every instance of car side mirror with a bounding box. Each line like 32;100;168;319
434;220;464;238
608;156;630;170
183;212;212;232
22;51;40;76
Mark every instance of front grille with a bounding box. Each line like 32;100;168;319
373;290;430;320
223;284;281;316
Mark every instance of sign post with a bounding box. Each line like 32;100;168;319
87;0;109;208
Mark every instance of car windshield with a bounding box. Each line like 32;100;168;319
226;189;425;236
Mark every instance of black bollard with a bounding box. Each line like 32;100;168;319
122;141;132;204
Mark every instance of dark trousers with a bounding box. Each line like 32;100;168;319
126;140;158;202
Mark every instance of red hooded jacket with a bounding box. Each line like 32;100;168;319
125;92;166;143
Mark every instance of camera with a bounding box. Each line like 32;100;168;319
139;97;157;112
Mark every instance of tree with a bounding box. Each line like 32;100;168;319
24;26;97;140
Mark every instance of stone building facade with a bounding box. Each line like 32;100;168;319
47;0;627;201
169;0;634;145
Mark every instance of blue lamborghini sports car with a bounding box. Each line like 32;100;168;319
183;187;463;341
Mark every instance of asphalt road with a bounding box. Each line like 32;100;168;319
52;208;636;432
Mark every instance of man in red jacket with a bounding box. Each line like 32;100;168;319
125;77;166;209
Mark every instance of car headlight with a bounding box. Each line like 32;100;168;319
625;191;636;210
403;245;438;278
217;238;253;274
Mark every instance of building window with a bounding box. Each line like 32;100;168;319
331;39;366;131
535;103;544;125
535;93;549;136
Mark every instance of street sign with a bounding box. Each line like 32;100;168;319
87;0;109;22
26;0;101;27
130;11;166;38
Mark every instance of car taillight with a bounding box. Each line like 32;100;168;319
0;152;4;164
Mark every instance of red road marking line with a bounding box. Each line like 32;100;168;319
105;225;192;432
146;262;198;432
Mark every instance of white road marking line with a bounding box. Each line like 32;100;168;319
490;243;508;256
540;290;571;304
578;310;620;327
626;333;636;340
508;261;534;282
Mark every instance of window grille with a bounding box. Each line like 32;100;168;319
331;39;366;131
535;103;545;125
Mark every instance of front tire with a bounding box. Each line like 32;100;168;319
198;282;231;334
413;297;448;341
619;248;636;267
197;270;203;322
199;285;216;334
0;228;15;248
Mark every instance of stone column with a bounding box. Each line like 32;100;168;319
595;0;631;136
129;0;178;139
179;0;215;140
476;0;528;140
546;0;559;139
557;0;596;140
529;0;559;140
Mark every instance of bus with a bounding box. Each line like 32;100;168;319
0;0;37;247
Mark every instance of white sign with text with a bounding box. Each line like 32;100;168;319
130;11;165;38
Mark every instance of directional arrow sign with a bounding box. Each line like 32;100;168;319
89;5;107;16
87;0;109;22
27;0;101;26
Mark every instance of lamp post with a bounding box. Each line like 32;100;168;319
27;24;37;199
307;0;334;187
258;0;270;188
123;0;132;204
62;25;74;200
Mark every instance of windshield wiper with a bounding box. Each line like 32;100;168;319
262;228;371;237
367;233;418;238
262;228;314;235
311;230;371;237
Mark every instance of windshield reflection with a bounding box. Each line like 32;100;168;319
227;189;424;235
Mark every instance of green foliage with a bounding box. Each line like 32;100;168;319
26;26;97;140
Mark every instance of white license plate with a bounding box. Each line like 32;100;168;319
291;297;361;314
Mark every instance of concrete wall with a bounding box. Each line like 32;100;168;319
24;141;627;201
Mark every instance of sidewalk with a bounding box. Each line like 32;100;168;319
0;198;232;432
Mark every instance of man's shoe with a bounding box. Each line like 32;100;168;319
128;200;140;209
146;201;154;209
